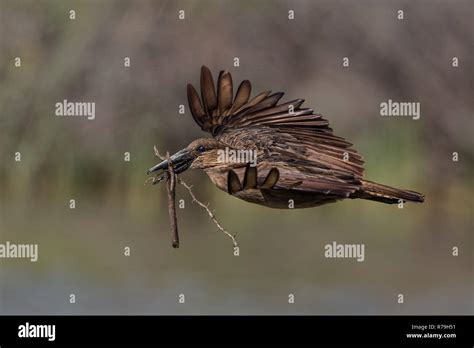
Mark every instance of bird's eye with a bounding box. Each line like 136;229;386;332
197;145;206;153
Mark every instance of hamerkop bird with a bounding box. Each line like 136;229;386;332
147;66;424;208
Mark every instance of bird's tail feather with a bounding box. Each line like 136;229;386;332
352;180;425;204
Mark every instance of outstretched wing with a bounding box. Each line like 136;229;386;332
187;66;330;135
187;66;365;185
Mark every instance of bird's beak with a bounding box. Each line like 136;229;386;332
146;148;194;177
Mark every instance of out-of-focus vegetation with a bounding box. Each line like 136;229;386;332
0;0;472;314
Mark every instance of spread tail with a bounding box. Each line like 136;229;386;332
352;180;425;204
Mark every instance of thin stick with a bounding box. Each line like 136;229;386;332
166;152;179;248
154;145;165;161
153;146;238;249
177;178;238;248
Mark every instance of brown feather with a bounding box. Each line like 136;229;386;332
229;80;251;115
242;164;257;189
227;170;242;194
246;99;306;118
352;180;425;204
200;66;217;117
240;92;285;115
233;90;272;115
186;84;207;128
217;70;233;117
261;168;279;188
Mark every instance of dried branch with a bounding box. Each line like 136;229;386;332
154;145;165;161
176;178;238;248
151;145;238;249
166;152;179;248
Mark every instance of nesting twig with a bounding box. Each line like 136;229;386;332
176;178;238;248
165;152;179;248
151;146;238;249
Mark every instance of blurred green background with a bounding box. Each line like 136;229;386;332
0;0;472;314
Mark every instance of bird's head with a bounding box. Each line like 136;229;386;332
146;138;225;182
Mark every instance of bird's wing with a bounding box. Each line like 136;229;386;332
226;160;361;198
187;66;330;135
187;66;364;180
218;127;363;198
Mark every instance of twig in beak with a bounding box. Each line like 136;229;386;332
166;151;179;248
154;145;165;161
149;145;238;251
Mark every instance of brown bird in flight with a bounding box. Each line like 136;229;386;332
147;66;424;208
